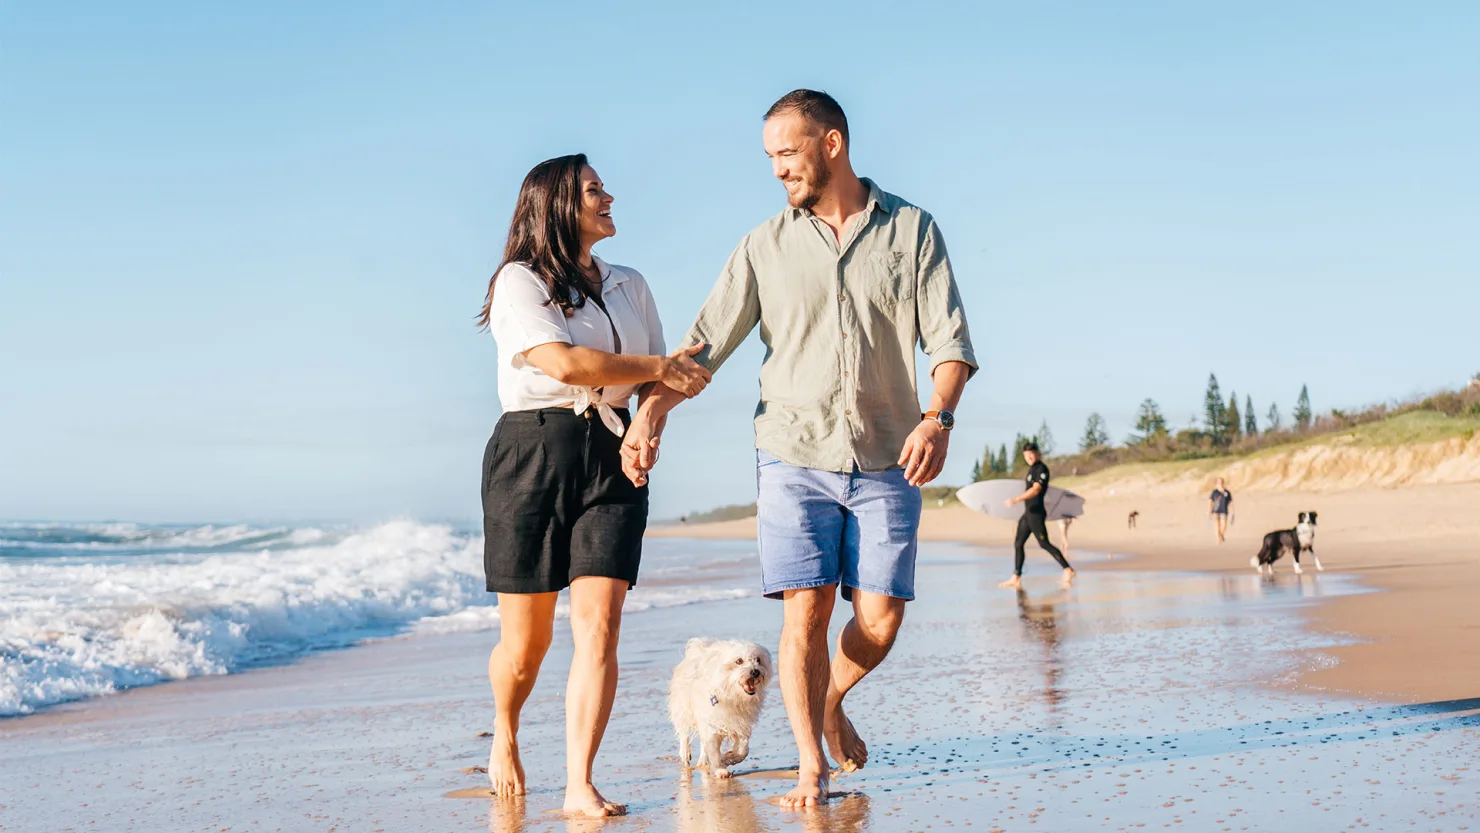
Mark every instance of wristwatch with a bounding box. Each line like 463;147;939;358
923;410;955;431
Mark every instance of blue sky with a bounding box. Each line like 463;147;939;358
3;2;1477;523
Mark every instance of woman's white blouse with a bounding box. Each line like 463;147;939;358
488;256;666;435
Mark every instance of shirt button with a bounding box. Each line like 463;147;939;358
839;294;846;302
841;331;847;338
843;371;850;377
845;409;852;415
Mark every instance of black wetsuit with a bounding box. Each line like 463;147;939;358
1014;460;1071;575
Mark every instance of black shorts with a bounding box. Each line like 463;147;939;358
481;408;648;594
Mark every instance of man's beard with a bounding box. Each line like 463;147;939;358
789;154;832;211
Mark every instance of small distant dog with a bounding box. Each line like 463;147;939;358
668;638;773;778
1252;511;1321;574
1127;510;1139;529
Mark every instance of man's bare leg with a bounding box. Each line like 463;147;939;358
824;590;904;772
779;585;837;808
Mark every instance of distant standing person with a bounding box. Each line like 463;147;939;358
1209;477;1234;544
1000;443;1075;589
1056;517;1073;554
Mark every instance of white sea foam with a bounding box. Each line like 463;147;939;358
0;522;325;553
0;521;755;716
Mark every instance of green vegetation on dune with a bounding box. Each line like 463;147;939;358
675;503;757;525
1057;409;1480;490
994;381;1480;484
1343;409;1480;447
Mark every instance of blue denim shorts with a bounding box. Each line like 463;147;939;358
755;449;923;601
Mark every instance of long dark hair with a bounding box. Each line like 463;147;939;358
477;153;596;328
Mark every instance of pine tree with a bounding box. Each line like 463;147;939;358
970;458;983;482
1037;420;1055;457
1080;413;1110;452
1245;395;1257;436
1204;374;1226;444
1294;384;1312;431
1266;402;1282;431
1131;398;1168;445
995;444;1009;476
1226;392;1243;443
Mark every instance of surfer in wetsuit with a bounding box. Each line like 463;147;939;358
999;442;1075;589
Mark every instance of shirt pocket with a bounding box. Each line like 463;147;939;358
862;251;915;310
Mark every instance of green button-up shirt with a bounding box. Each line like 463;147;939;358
684;179;977;472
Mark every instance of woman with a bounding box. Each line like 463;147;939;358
476;154;709;818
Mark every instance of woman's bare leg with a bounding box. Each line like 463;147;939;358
487;592;557;796
563;576;628;818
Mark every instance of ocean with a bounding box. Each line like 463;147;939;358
0;521;758;717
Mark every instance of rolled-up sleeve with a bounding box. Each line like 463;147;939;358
915;216;978;376
682;236;761;374
490;264;572;367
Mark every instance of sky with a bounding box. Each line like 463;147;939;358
2;2;1477;523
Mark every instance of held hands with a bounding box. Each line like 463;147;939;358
621;413;662;487
623;348;706;487
659;343;711;398
898;419;949;487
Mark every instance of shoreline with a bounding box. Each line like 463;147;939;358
10;546;1466;832
648;481;1480;703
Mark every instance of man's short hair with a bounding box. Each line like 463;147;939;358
764;89;849;146
1023;442;1040;454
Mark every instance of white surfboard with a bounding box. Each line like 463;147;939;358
956;479;1086;522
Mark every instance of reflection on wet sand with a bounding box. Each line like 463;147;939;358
1016;588;1067;716
670;772;873;833
1218;571;1329;603
796;791;872;833
451;553;1434;832
487;794;526;833
674;774;765;833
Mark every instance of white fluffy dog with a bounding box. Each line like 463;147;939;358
668;637;773;778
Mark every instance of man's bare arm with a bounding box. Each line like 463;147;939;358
898;360;972;487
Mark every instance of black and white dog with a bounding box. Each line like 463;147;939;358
1251;512;1320;575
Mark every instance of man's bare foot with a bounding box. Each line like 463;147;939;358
823;705;867;772
487;733;527;796
998;575;1022;589
1061;567;1076;586
780;769;829;808
563;782;626;818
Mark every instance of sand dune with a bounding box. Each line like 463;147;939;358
1067;432;1480;497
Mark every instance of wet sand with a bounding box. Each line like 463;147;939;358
650;482;1480;703
3;545;1478;831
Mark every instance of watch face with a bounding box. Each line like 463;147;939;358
938;410;955;430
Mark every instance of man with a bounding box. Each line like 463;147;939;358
998;443;1074;590
621;89;975;807
1209;477;1234;543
